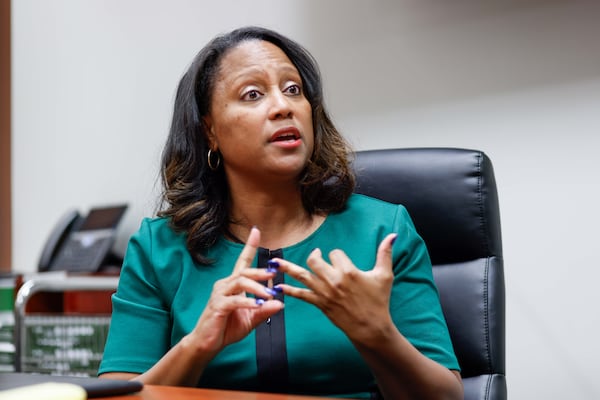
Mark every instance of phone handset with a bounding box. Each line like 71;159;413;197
38;209;82;272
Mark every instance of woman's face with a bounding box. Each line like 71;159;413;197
204;40;314;186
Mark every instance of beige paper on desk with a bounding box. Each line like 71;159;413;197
0;382;87;400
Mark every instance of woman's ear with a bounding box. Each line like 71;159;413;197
202;116;217;150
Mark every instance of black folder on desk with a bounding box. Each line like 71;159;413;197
0;372;143;398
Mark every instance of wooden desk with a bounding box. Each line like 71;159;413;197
97;385;344;400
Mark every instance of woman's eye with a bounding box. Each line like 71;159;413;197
242;90;262;101
284;84;302;96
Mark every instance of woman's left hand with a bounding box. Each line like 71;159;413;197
272;233;397;345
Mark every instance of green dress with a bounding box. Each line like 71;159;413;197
99;194;459;398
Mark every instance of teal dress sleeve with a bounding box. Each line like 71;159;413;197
98;218;175;375
389;205;460;371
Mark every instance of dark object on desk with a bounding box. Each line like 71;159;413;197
0;372;143;398
38;204;128;273
354;148;506;400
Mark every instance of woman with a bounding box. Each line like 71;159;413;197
99;26;463;399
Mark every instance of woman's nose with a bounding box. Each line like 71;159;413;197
268;91;293;120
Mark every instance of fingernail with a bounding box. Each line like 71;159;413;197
255;298;265;306
267;260;280;269
272;285;283;293
390;234;397;246
264;287;278;296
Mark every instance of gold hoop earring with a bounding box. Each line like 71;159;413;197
207;149;221;171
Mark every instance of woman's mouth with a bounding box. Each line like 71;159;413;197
270;127;301;142
270;127;302;148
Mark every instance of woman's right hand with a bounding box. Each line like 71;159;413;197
102;227;283;387
185;227;284;358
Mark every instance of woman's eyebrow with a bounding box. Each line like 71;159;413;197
229;64;300;85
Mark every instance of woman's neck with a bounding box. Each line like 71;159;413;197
227;183;324;249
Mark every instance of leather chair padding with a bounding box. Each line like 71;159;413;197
353;148;506;400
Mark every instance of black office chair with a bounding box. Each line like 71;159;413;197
353;148;506;400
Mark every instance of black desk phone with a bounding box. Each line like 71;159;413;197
38;204;128;273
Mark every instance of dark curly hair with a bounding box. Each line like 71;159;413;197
159;26;355;265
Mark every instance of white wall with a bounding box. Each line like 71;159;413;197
11;0;600;398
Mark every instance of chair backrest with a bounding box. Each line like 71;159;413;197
353;148;506;400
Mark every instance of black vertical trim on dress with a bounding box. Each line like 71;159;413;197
255;247;289;392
